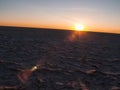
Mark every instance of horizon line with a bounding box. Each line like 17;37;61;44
0;25;120;35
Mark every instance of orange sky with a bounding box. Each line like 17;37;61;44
1;21;119;34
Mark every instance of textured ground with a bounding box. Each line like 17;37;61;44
0;26;120;90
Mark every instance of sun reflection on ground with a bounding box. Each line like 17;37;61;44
67;31;86;42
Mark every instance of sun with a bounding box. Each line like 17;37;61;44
74;24;84;31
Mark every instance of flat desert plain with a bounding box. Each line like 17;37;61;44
0;26;120;90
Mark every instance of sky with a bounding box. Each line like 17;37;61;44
0;0;120;33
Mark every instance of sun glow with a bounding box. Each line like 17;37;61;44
74;24;85;31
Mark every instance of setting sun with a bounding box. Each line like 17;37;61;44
74;24;84;31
